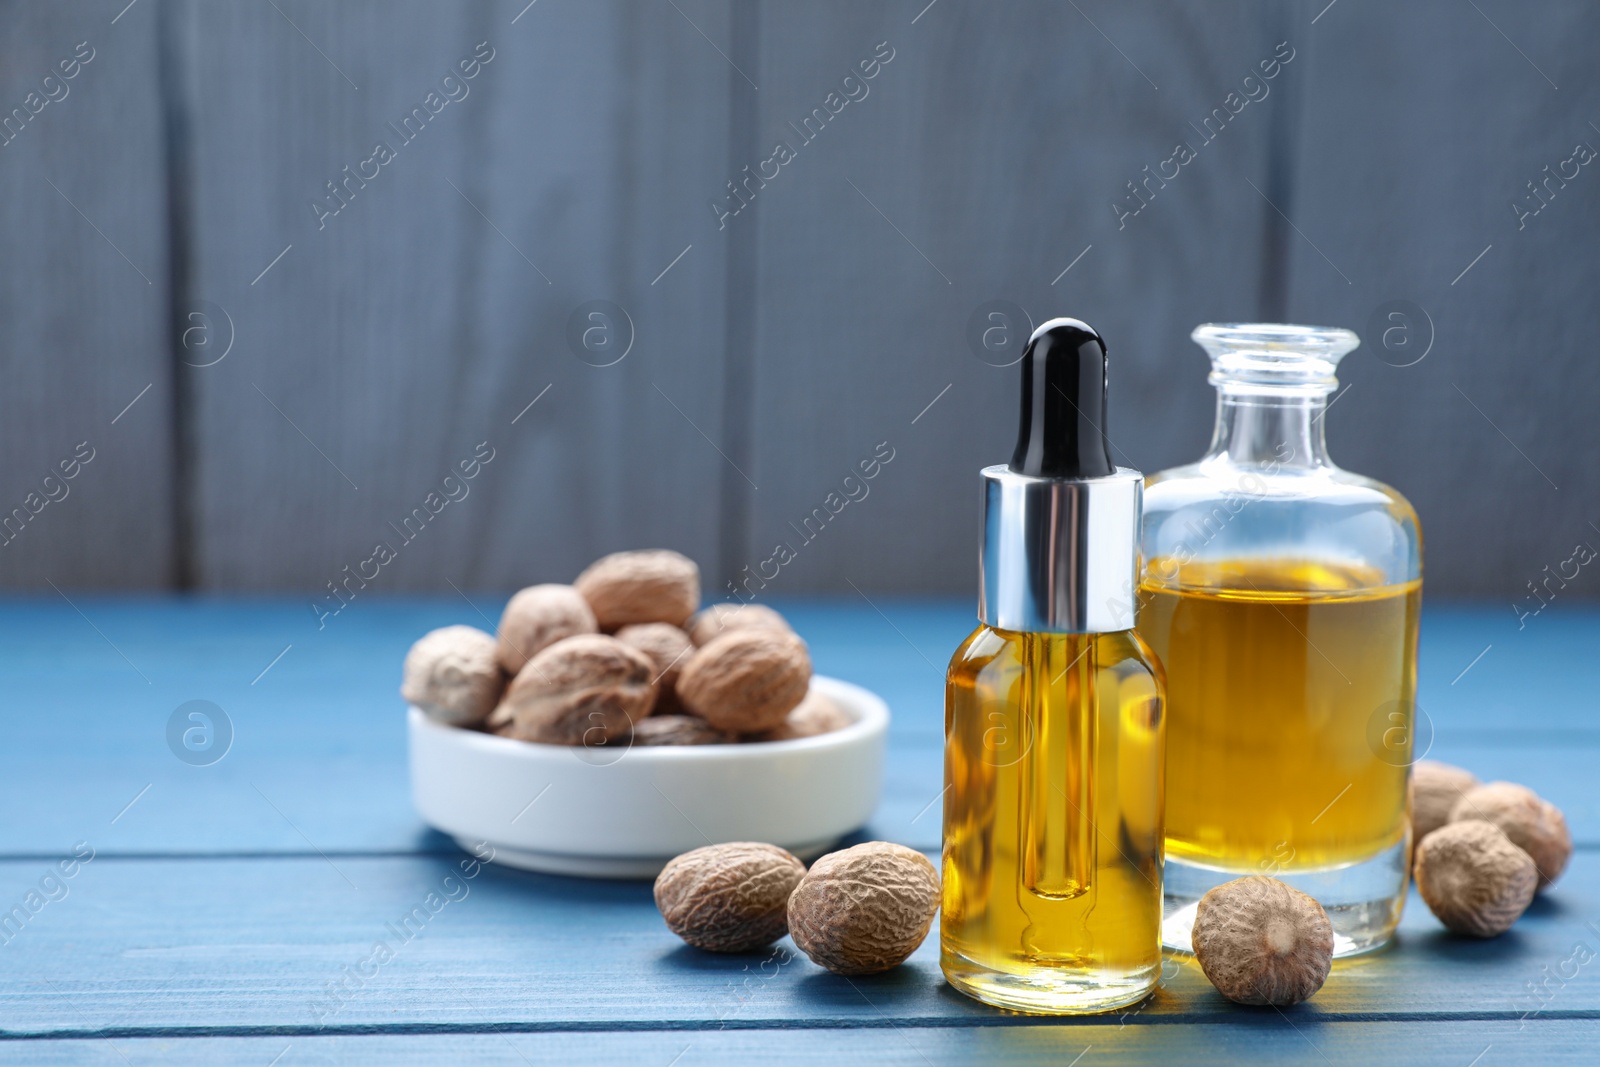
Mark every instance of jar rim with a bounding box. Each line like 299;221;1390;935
1192;322;1359;391
1192;322;1360;359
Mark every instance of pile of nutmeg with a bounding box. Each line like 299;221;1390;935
1409;760;1570;936
1190;761;1572;1008
400;549;851;746
652;760;1576;1005
655;840;941;977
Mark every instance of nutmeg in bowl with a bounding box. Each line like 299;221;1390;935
408;675;889;878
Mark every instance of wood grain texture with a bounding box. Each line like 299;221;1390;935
0;600;1591;1059
1283;0;1600;598
736;0;1293;596
176;0;735;592
11;1023;1598;1066
0;851;1595;1031
0;600;1592;855
3;0;1599;600
0;0;175;589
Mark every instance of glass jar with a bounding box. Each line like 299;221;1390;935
1138;323;1422;957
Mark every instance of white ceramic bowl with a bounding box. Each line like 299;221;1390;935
409;675;889;878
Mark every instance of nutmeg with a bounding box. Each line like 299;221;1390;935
746;689;851;742
787;842;940;975
1416;819;1538;936
400;625;503;726
1411;760;1479;843
575;549;700;630
1191;876;1334;1006
615;623;695;714
655;842;807;952
490;634;656;745
495;584;598;674
631;715;733;746
1450;782;1571;891
678;628;812;734
687;602;791;646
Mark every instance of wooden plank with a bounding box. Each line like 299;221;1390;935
0;597;959;856
0;0;174;589
0;850;1596;1031
176;0;735;590
738;0;1293;595
3;714;1597;860
1283;0;1600;598
3;1;1595;605
0;601;1593;855
7;1022;1595;1067
0;600;1592;1046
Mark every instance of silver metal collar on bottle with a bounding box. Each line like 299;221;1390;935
978;465;1142;634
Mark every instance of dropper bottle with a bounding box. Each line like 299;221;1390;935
941;318;1167;1015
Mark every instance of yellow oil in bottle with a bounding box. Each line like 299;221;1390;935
1138;559;1421;872
942;627;1164;1014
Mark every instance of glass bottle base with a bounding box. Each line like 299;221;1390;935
942;952;1158;1015
1160;841;1409;958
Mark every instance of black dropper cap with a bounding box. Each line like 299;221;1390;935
1009;318;1116;479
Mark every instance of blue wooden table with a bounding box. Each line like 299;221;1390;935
1;596;1595;1065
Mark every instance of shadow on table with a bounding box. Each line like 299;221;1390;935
1397;925;1537;965
404;829;660;905
652;940;955;1011
1523;892;1571;920
656;943;806;973
793;963;945;1006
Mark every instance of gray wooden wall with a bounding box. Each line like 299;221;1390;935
1;0;1595;600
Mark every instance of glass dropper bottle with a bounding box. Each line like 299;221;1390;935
942;318;1166;1014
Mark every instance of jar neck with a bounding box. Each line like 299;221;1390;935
1204;385;1332;469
